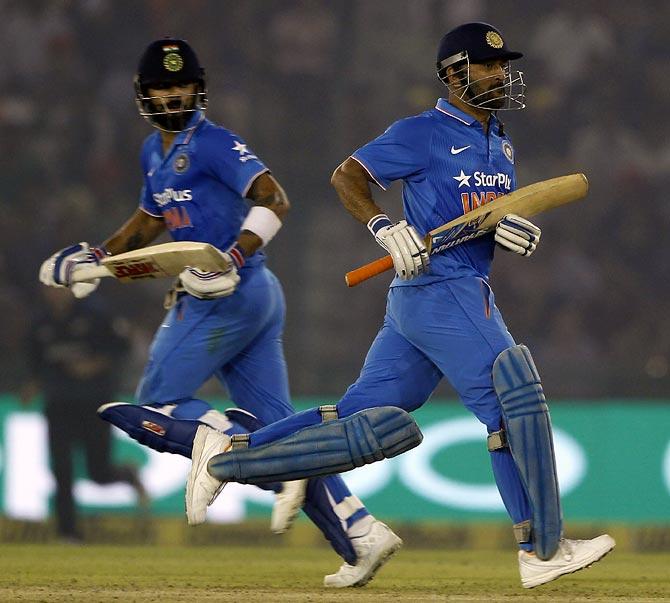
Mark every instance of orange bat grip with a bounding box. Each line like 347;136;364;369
345;255;394;287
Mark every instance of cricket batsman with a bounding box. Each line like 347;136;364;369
38;38;401;587
194;23;615;588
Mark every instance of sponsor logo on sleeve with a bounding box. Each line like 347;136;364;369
232;140;259;163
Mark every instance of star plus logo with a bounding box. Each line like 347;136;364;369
453;170;472;188
232;140;259;163
232;140;248;154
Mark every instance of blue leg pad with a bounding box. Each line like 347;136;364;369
98;402;199;458
207;406;422;484
225;408;282;492
493;344;563;560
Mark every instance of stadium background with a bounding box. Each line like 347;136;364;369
0;0;668;551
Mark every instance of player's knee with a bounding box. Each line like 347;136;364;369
493;344;545;408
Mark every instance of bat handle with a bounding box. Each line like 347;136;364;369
345;255;394;287
69;264;111;283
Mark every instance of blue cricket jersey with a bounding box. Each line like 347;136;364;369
352;98;517;285
139;112;269;268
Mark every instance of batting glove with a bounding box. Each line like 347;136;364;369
39;242;107;298
368;214;429;280
495;214;541;256
179;244;244;299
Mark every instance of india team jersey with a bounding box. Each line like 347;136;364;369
139;112;268;268
352;98;517;285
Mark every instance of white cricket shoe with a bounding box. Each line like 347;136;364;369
271;479;307;534
519;534;615;588
185;425;231;526
324;521;402;588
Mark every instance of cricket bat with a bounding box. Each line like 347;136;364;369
70;241;232;283
345;173;588;287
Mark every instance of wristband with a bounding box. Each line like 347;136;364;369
227;244;245;269
240;206;282;247
91;245;111;260
367;214;392;236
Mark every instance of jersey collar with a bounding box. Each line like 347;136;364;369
434;98;478;126
434;98;501;134
174;111;206;146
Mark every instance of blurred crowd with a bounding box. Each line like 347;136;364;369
2;0;669;400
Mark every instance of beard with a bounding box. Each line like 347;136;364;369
466;80;507;109
150;95;197;132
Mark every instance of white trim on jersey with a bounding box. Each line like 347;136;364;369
241;167;270;198
435;105;471;125
140;207;163;219
350;155;387;191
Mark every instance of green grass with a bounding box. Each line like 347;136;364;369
0;545;668;602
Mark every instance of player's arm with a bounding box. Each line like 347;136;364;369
101;208;166;255
331;157;384;224
236;172;289;257
39;209;166;299
331;157;428;280
179;172;288;300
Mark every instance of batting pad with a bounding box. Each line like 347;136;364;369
493;345;563;561
98;402;198;458
207;406;423;484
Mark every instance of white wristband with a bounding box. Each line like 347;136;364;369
367;213;392;236
241;206;282;247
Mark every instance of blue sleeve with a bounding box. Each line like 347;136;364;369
203;129;269;197
351;117;430;190
139;183;161;217
138;139;162;216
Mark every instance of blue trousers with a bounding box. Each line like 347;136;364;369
135;265;365;562
250;277;533;537
136;266;293;422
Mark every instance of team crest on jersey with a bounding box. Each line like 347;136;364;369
163;52;184;72
174;153;190;174
502;140;514;164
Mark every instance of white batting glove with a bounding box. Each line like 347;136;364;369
495;214;541;257
368;214;429;280
39;242;104;299
179;247;242;299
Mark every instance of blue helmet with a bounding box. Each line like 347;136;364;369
134;38;208;132
437;22;522;71
436;23;525;111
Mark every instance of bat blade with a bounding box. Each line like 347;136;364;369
428;173;588;253
345;173;588;287
70;242;232;283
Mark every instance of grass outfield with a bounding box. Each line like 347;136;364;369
0;545;667;602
